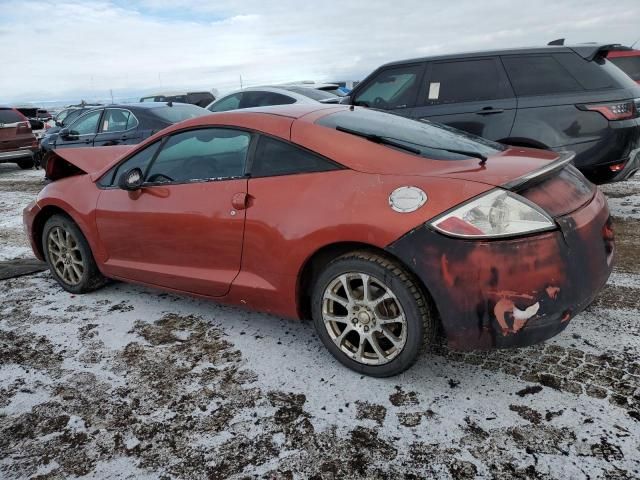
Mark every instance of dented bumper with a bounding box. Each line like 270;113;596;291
387;189;613;351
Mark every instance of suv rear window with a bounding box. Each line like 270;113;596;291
316;108;506;161
609;55;640;82
0;109;25;124
502;55;582;96
150;104;208;123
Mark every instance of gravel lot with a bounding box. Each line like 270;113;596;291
0;162;639;479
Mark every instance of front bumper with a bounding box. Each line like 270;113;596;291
387;189;614;351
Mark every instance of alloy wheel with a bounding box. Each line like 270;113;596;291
47;226;84;285
322;272;408;365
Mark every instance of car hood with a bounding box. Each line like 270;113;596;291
47;145;134;180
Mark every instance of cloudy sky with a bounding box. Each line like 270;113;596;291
1;0;639;104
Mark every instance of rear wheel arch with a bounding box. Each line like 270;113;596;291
296;242;440;327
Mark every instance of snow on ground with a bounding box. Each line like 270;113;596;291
0;162;639;479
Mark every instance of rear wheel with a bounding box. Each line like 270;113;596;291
42;215;107;294
311;251;436;377
17;158;34;169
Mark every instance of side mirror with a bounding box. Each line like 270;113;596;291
60;128;78;139
118;167;144;191
339;95;352;105
59;127;69;137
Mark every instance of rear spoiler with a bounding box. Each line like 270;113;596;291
546;40;625;61
502;151;575;192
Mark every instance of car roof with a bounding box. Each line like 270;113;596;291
100;102;199;110
140;91;212;97
380;43;621;68
211;86;323;105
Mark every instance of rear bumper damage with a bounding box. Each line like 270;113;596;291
387;189;614;351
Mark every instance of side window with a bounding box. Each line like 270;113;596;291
99;141;161;187
101;109;134;133
251;136;341;177
354;65;422;109
241;91;295;108
70;110;102;135
209;93;243;112
146;128;251;183
502;55;582;96
425;59;508;104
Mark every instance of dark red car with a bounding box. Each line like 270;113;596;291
23;105;614;376
0;107;37;169
608;48;640;84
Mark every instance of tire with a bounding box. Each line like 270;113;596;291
311;251;436;377
42;214;107;294
17;158;34;169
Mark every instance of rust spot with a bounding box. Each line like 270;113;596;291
441;254;455;287
546;286;560;299
493;298;540;335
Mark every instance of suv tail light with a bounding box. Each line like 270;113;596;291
578;99;639;120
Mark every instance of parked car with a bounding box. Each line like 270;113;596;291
140;91;215;107
608;48;640;84
343;43;640;183
206;86;340;113
40;102;209;169
25;104;613;377
0;107;37;169
14;106;53;139
283;81;347;96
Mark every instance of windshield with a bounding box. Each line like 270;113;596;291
316;108;506;160
150;104;209;123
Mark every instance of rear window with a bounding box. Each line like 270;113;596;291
282;86;338;101
150;104;208;123
0;109;25;124
502;55;582;96
316;108;506;161
609;55;640;82
503;53;632;96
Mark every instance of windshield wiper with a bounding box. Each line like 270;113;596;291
335;126;488;164
336;126;421;154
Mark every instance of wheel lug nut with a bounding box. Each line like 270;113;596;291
352;318;357;325
364;326;369;332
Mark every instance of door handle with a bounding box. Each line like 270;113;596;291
475;107;504;115
231;192;249;210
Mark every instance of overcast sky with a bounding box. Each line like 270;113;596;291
1;0;639;104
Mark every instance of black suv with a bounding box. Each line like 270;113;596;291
344;44;640;183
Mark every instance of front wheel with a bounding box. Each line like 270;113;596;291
42;214;107;294
311;251;436;377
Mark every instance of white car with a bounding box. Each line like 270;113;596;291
205;86;340;113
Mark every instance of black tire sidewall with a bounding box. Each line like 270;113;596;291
42;215;103;294
311;256;425;377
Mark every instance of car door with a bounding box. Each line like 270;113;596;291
55;108;103;149
94;127;252;297
93;108;142;146
411;58;517;141
350;63;425;119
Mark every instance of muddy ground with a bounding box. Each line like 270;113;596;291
0;163;639;479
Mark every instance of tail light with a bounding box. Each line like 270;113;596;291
578;99;639;120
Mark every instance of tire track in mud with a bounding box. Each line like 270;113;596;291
1;306;639;479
